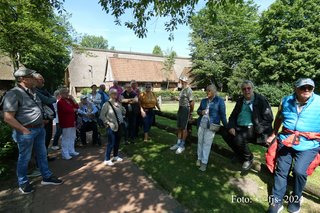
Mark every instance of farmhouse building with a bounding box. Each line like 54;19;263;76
65;48;192;96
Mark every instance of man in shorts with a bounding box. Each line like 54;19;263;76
170;76;194;154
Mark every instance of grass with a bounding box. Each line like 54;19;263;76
121;101;320;212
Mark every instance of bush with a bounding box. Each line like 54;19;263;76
154;90;228;102
0;121;17;180
80;88;92;95
255;83;293;106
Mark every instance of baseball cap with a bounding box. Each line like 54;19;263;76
80;95;88;100
179;76;188;82
295;78;315;88
14;67;37;78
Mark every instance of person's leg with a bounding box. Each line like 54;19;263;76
201;129;215;165
292;147;320;198
15;130;34;186
33;128;52;179
130;112;137;140
61;128;71;158
44;120;53;149
123;118;129;142
178;107;189;148
233;128;253;162
105;128;115;161
197;126;205;161
80;121;88;145
113;130;121;157
91;122;99;145
143;111;151;141
68;127;77;154
272;145;294;202
52;124;62;147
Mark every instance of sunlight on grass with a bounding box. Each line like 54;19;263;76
121;101;320;212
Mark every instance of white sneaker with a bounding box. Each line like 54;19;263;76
62;155;72;160
70;152;79;156
170;144;180;150
104;160;114;166
113;156;123;162
51;146;60;150
176;147;185;154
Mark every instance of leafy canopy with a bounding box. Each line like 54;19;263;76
189;0;259;91
152;45;163;56
80;34;109;49
98;0;242;39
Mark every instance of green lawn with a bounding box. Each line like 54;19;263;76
121;101;320;212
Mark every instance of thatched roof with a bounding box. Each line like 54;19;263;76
67;48;192;87
109;57;178;82
0;56;15;81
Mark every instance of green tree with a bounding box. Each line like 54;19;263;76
98;0;243;39
189;1;259;91
0;0;73;89
80;34;109;49
162;49;176;89
257;0;320;83
152;45;163;56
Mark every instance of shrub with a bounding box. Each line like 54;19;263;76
255;83;293;106
80;88;92;95
0;121;17;180
154;90;228;102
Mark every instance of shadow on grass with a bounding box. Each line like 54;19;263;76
122;127;268;213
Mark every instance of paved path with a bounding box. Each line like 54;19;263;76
30;145;186;213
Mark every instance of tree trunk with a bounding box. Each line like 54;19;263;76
10;52;20;71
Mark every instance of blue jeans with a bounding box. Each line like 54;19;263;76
13;128;52;186
105;127;121;161
52;124;62;146
143;109;154;133
272;144;320;202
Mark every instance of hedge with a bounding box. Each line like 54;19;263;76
154;90;228;102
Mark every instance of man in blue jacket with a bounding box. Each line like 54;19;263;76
267;78;320;213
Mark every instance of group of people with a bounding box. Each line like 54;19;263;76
1;67;162;193
2;67;319;213
170;77;319;213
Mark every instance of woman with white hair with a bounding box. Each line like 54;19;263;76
99;88;126;166
196;85;227;171
57;88;79;160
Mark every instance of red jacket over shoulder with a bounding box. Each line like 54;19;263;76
57;98;79;128
266;129;320;176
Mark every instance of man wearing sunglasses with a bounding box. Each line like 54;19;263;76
223;80;273;170
267;78;320;213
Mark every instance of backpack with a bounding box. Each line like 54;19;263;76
0;88;21;111
0;90;9;111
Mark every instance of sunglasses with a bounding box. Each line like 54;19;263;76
242;87;252;91
298;85;313;91
146;86;151;88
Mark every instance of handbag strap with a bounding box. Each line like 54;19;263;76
108;101;120;126
18;85;44;113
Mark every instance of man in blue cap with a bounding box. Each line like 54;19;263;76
267;78;320;213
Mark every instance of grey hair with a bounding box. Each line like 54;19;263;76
109;88;118;94
59;87;68;94
241;80;254;89
207;84;217;93
53;90;60;97
33;73;43;79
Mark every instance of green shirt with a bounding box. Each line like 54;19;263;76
237;100;253;126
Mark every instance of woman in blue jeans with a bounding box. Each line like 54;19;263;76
99;89;126;166
138;83;161;142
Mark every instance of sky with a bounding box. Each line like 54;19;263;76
63;0;275;57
